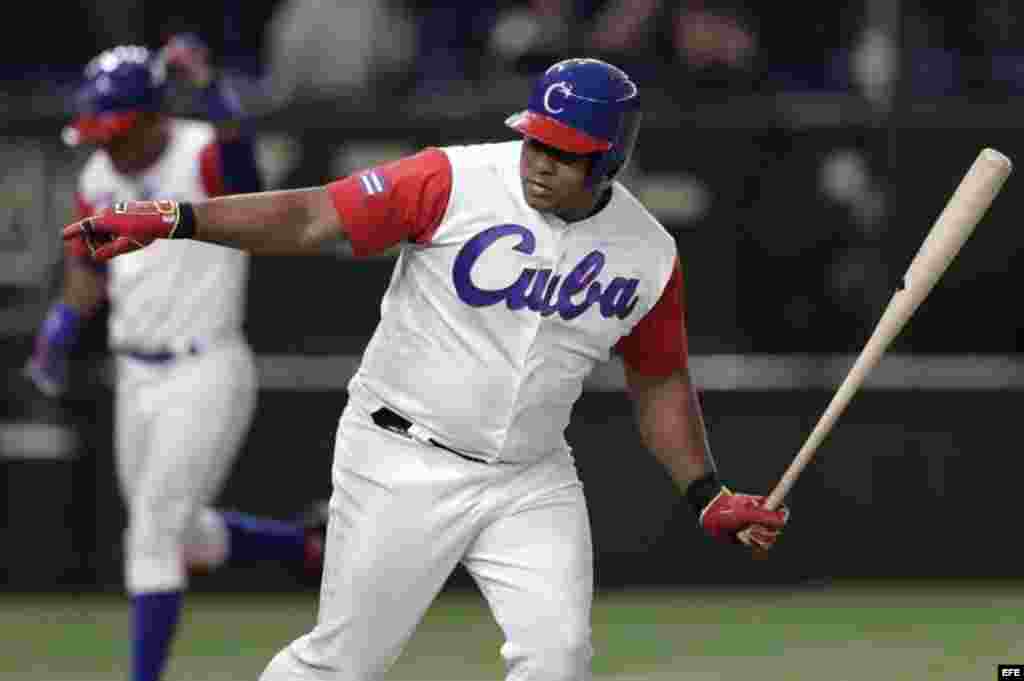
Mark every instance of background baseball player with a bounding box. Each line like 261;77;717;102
26;36;327;681
64;57;790;680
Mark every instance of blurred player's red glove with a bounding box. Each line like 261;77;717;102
688;474;789;551
63;200;195;261
160;33;213;88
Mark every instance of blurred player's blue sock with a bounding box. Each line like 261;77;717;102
131;590;183;681
220;510;305;564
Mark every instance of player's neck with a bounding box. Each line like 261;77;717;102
557;186;612;223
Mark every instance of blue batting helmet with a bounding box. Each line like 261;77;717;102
506;58;641;186
62;45;168;147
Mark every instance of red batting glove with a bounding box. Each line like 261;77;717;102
699;488;790;551
62;200;193;261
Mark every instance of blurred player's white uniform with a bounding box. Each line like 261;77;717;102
77;119;255;592
263;141;682;680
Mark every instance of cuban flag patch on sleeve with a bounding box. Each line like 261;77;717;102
359;170;387;196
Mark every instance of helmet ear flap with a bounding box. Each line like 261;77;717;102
587;109;641;187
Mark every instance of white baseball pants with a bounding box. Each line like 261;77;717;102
115;339;256;593
260;389;594;681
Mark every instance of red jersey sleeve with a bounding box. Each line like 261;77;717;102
325;147;452;257
614;258;689;376
199;137;263;195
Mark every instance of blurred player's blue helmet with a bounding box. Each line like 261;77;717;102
506;58;641;186
62;45;168;147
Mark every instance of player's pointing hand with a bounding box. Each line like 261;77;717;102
63;200;196;261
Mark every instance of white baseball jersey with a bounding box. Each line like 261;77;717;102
263;139;689;681
327;141;687;463
75;119;248;353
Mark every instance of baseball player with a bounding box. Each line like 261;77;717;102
64;58;790;680
26;37;327;681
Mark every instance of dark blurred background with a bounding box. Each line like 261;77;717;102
3;0;1024;593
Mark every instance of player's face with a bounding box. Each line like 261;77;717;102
520;138;599;221
103;113;169;174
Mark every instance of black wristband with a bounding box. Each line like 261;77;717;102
685;472;724;516
173;202;197;240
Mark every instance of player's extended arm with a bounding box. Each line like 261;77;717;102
63;189;345;259
194;188;342;252
161;33;263;194
624;364;790;551
24;259;106;396
65;148;450;260
161;33;238;133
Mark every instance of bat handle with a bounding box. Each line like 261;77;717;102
760;333;891;512
762;439;813;511
762;476;791;512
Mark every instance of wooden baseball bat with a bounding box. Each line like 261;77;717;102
761;147;1013;511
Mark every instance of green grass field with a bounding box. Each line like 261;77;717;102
3;579;1023;680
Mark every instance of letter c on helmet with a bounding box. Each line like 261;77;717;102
543;82;570;114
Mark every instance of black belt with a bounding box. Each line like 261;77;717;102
370;407;491;464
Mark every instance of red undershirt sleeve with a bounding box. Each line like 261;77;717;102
614;257;689;376
325;147;452;257
198;141;227;197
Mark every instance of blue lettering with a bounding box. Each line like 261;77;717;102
557;251;605;320
504;269;537;310
600;277;640;319
527;270;562;316
452;224;535;307
452;224;640;321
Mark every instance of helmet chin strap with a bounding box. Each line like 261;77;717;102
584;152;616;188
589;184;614;214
